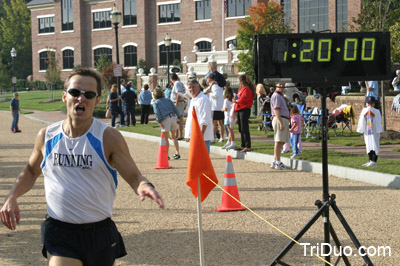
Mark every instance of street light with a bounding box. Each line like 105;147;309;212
110;5;122;107
11;47;17;93
164;33;171;85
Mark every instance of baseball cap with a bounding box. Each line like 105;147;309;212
205;72;214;80
365;96;376;103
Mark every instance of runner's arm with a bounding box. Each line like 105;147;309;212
104;128;164;209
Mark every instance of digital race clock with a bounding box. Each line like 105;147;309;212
254;32;391;86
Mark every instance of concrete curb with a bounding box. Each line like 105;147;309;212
120;131;400;189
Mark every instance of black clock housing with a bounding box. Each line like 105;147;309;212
254;32;391;86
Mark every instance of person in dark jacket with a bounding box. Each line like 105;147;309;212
121;83;137;126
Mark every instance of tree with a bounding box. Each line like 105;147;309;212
350;0;400;64
45;50;61;101
236;2;291;81
137;58;149;75
101;62;130;89
0;0;32;89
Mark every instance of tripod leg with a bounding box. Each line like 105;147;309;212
269;201;329;266
329;223;351;266
331;201;374;266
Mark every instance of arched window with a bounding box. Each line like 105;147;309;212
227;39;237;49
39;51;55;70
159;43;181;65
124;45;137;67
62;49;74;69
93;47;112;64
196;41;211;52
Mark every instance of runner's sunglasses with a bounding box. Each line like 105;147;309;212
67;88;98;99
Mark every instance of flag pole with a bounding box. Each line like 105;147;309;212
197;178;206;266
222;0;225;51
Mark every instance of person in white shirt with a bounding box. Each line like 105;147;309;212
170;73;186;140
204;72;224;143
185;79;214;153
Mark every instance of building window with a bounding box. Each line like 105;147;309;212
299;0;329;33
159;3;180;23
281;0;291;28
227;0;251;17
124;45;137;67
93;11;111;29
227;39;237;49
159;43;181;65
63;49;74;69
336;0;348;32
123;0;137;26
196;0;211;20
196;41;211;52
39;51;55;70
38;17;54;34
61;0;73;31
94;48;112;64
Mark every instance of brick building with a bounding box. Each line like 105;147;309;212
26;0;361;81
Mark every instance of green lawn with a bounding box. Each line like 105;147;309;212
2;90;399;175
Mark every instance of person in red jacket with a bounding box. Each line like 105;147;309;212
233;74;255;152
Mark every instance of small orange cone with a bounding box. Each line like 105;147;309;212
217;155;246;212
154;133;172;169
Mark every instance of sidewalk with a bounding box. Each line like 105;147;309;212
23;110;400;161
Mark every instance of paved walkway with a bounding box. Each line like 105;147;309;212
23;110;400;161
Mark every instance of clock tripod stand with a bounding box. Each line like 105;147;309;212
269;87;373;266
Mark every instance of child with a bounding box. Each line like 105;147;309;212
289;104;303;159
357;96;382;167
221;87;236;150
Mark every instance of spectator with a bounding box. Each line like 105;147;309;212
208;63;226;88
164;83;172;99
121;83;137;126
170;73;186;140
357;96;382;167
289;104;303;159
270;83;291;170
392;70;400;91
365;80;380;109
221;87;236;150
109;84;125;127
205;72;225;143
185;79;214;153
153;88;183;160
139;84;152;124
10;92;21;133
233;74;255;153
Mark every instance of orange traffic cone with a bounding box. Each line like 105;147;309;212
217;155;246;212
154;133;172;169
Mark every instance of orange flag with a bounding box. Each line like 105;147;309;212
186;108;218;202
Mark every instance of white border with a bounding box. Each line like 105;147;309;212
92;44;113;50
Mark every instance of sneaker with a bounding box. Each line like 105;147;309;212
226;143;236;150
222;142;231;149
173;154;180;160
270;162;276;169
290;154;297;159
218;138;224;143
275;162;290;170
366;161;377;167
363;161;371;166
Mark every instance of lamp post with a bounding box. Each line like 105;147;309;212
164;33;171;85
110;5;122;107
11;47;17;93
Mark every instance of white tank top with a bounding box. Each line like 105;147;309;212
41;119;117;223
